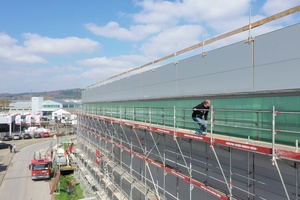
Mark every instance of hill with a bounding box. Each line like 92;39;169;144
0;88;82;100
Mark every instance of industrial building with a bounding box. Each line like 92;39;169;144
0;97;80;133
76;7;300;200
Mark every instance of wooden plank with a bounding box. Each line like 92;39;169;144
50;172;60;194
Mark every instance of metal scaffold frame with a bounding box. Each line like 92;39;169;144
75;105;300;200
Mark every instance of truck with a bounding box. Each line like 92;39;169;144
53;147;76;173
29;158;52;180
55;147;69;166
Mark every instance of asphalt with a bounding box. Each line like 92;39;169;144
0;146;14;185
0;138;54;186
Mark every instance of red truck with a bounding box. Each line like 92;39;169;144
29;158;52;180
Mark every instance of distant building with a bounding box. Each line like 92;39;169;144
0;97;81;132
38;99;81;119
40;100;63;119
31;97;43;116
9;101;31;115
51;108;77;124
51;99;81;109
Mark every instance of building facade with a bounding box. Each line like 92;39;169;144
77;13;300;200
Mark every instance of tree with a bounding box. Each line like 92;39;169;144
0;99;10;107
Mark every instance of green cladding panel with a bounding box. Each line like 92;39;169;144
83;94;300;146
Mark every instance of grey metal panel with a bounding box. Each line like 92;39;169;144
111;76;140;101
139;64;178;99
254;23;300;91
83;23;300;103
83;38;253;102
177;42;253;96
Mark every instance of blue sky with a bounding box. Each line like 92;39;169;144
0;0;299;94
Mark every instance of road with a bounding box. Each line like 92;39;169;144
0;139;54;200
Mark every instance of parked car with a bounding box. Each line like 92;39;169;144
2;135;13;141
0;142;11;149
23;133;32;139
34;133;42;138
13;134;22;140
42;132;50;138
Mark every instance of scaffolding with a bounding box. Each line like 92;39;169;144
75;106;300;200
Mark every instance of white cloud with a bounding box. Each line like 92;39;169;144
2;0;300;93
78;54;150;85
85;22;161;41
0;33;18;46
141;25;203;57
86;0;251;43
259;0;300;25
81;0;300;88
78;54;148;68
132;0;179;25
0;63;85;93
262;0;300;15
0;32;101;65
0;33;47;64
134;0;250;23
84;0;253;59
23;33;100;55
78;56;132;68
0;32;101;92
